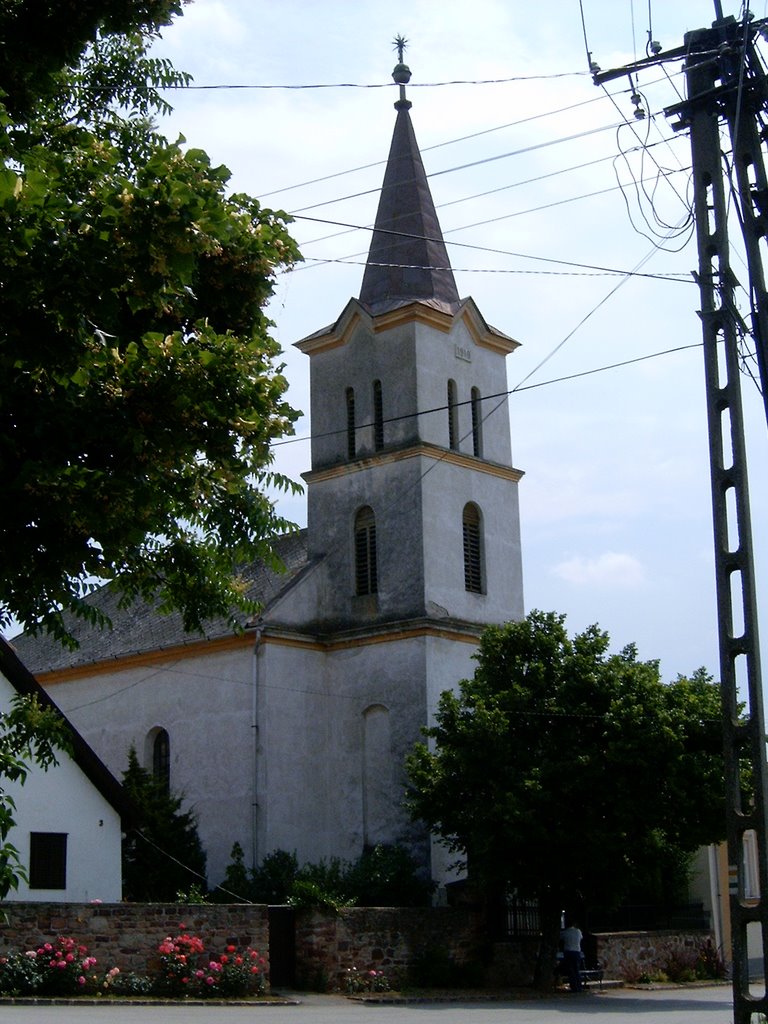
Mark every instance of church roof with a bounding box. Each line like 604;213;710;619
0;635;135;822
358;57;460;317
10;530;310;675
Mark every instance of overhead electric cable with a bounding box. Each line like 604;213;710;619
289;188;693;281
302;256;689;282
268;341;702;450
165;71;589;91
256;67;686;201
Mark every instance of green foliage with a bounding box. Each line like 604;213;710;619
0;693;72;897
407;947;484;990
175;882;209;904
216;842;433;908
0;937;97;996
344;966;391;993
105;970;153;996
121;747;207;902
0;0;184;118
287;878;353;912
346;843;435;907
0;4;303;647
406;611;726;985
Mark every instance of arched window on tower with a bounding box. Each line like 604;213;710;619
463;502;484;593
447;380;459;451
346;387;356;459
373;379;384;450
471;387;483;458
152;728;171;793
355;506;378;595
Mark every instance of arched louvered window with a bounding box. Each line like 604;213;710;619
373;380;384;450
447;380;459;451
471;387;483;458
346;387;356;459
355;506;378;596
463;503;483;593
152;728;171;793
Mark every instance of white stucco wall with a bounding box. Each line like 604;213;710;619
45;644;255;888
0;674;122;902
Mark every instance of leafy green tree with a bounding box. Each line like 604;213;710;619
0;0;183;117
0;693;72;897
216;842;433;907
406;610;726;988
121;747;207;901
0;5;302;647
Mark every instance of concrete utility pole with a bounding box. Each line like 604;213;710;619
595;9;768;1023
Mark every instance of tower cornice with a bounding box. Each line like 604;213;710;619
294;296;520;356
302;441;524;485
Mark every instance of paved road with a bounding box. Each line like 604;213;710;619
0;987;738;1024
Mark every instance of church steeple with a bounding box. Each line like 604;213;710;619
358;42;460;317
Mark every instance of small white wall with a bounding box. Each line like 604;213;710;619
0;674;122;902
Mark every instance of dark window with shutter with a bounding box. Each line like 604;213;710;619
346;387;356;459
29;832;67;889
373;380;384;450
471;387;483;457
355;506;378;595
447;380;458;450
463;503;483;593
153;728;170;793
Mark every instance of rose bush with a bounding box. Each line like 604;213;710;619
0;937;97;996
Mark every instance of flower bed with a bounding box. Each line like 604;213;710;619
0;931;268;1000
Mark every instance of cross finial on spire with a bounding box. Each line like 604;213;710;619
391;34;412;111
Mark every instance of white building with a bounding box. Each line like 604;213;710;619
13;60;525;889
0;637;128;902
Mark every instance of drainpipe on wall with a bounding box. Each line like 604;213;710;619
709;843;724;956
251;624;263;873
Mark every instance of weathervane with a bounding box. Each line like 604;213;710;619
391;33;412;110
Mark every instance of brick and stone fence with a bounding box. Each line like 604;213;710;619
0;902;269;978
595;929;718;980
0;902;716;992
294;905;486;990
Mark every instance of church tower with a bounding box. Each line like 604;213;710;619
287;51;525;874
296;52;524;636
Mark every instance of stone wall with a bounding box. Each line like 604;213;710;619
596;930;716;980
0;903;269;978
294;906;486;990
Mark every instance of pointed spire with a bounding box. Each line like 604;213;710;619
358;43;460;317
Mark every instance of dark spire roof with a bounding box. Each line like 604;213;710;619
358;52;460;317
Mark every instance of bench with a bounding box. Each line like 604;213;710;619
556;956;604;990
579;965;604;990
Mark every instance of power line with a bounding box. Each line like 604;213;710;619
302;255;690;282
289;211;692;281
258;71;684;202
270;340;702;451
164;71;590;92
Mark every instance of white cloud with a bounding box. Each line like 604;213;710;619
551;551;646;588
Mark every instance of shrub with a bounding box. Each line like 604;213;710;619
344;966;391;994
153;932;267;998
695;940;727;980
217;841;433;908
0;938;98;996
104;969;153;996
407;946;484;990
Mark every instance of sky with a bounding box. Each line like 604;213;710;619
144;0;768;684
